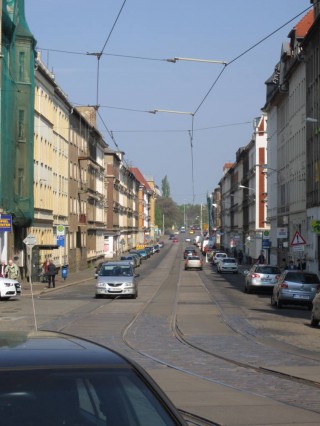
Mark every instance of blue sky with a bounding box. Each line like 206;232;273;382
25;0;311;204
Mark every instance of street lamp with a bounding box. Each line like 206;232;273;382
166;57;228;65
239;184;255;191
148;108;194;116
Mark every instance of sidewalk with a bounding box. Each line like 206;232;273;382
20;267;96;297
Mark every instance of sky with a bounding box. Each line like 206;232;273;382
25;0;312;205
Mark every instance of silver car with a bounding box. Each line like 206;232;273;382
95;261;139;299
217;257;238;274
272;271;320;310
244;265;281;293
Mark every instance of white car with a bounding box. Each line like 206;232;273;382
185;256;203;271
0;277;20;299
217;257;238;274
213;252;228;265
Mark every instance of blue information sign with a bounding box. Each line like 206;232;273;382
57;235;65;247
0;214;12;232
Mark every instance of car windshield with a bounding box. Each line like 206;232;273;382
223;259;236;263
188;256;200;260
100;266;132;276
256;267;281;274
0;369;177;426
286;272;320;284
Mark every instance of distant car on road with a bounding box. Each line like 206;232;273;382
217;257;238;274
183;247;197;259
185;255;203;271
271;270;320;309
213;252;227;265
95;261;139;299
244;265;281;293
172;237;179;243
0;331;188;426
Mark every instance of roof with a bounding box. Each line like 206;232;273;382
293;9;314;39
129;167;152;192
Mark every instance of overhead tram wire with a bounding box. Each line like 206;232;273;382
86;0;128;106
193;4;313;115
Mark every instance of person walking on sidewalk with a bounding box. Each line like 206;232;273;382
5;259;20;280
0;260;7;277
47;261;56;288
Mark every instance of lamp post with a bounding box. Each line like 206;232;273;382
166;57;228;65
239;184;256;191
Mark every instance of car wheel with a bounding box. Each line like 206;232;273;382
311;313;319;327
95;294;103;299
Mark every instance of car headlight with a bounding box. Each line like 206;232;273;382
97;283;106;288
124;282;133;287
4;283;14;287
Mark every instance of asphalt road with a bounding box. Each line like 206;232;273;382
2;237;320;425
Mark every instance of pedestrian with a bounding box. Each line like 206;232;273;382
238;250;243;265
0;260;7;277
5;259;20;280
46;261;56;288
296;259;302;270
301;257;307;270
285;260;296;270
257;250;265;264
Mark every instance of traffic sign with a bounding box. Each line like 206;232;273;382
23;234;37;247
290;231;306;246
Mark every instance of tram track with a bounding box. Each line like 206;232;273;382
119;244;320;417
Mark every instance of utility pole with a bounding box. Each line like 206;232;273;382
200;203;203;235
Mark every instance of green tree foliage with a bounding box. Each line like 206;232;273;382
161;175;170;198
155;197;180;233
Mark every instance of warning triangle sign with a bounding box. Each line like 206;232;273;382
290;231;306;246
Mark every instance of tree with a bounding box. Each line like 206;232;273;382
155;196;180;233
161;175;170;197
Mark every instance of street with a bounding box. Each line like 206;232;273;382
1;239;320;425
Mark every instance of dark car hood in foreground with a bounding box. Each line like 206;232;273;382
0;331;130;370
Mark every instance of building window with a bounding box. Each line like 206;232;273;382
18;109;25;140
18;168;24;196
18;51;25;81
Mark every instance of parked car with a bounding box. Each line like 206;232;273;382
129;252;141;267
95;261;139;299
0;277;19;300
94;261;106;278
244;265;281;293
153;244;160;253
120;255;138;268
183;247;196;259
217;257;238;274
185;255;203;271
311;290;320;326
145;246;154;255
158;240;164;247
213;252;227;265
137;249;149;260
0;330;188;426
271;270;320;309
